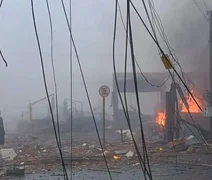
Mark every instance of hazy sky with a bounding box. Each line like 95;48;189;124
0;0;211;122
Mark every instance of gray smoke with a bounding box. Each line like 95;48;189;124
163;1;212;72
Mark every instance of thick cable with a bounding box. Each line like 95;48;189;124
129;0;203;112
113;0;152;178
0;50;8;67
127;1;153;178
0;0;3;8
30;0;68;179
69;0;73;179
192;0;209;20
117;1;169;88
59;0;112;179
45;0;61;148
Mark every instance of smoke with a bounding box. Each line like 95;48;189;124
162;0;212;72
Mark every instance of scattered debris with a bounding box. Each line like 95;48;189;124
114;150;128;155
168;138;185;148
125;151;134;158
0;148;17;161
6;166;25;176
185;136;199;146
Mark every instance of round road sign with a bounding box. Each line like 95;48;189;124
99;85;110;97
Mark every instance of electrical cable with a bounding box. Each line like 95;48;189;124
192;0;209;20
144;0;208;149
30;0;68;179
0;0;8;68
113;0;152;178
59;0;112;179
147;0;188;83
127;1;153;178
0;50;8;67
117;1;170;88
69;0;73;179
122;0;130;123
141;0;157;41
123;2;148;178
45;0;61;148
45;1;67;179
203;0;209;13
0;0;3;8
129;0;203;112
186;108;211;152
136;0;208;149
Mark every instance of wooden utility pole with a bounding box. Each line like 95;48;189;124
210;10;212;138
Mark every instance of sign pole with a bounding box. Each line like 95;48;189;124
103;96;106;149
99;85;110;149
99;85;110;150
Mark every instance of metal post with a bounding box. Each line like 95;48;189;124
120;129;123;143
103;97;106;149
29;104;33;133
165;91;173;142
210;11;212;138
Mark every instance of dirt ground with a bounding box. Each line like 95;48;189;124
1;133;212;179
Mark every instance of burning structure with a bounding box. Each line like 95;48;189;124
112;72;167;131
112;72;210;140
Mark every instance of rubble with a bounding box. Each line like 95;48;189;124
0;148;17;161
185;136;199;146
125;151;134;158
6;166;25;176
2;133;212;178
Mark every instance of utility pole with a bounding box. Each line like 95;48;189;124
209;10;212;138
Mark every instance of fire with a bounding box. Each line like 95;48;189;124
180;90;202;113
156;111;166;127
113;155;120;160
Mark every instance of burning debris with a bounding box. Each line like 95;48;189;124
155;89;204;129
156;111;166;128
180;90;203;113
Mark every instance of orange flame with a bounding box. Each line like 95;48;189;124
156;111;166;127
113;155;120;160
180;90;202;113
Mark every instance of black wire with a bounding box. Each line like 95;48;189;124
141;0;157;41
45;0;61;148
45;1;66;179
117;1;170;88
146;0;208;146
0;0;7;68
69;0;73;179
59;0;112;179
114;0;153;178
186;108;211;152
203;0;209;13
0;50;8;67
129;0;203;112
192;0;209;20
0;0;3;8
30;1;68;179
147;0;187;83
122;0;130;124
128;1;153;178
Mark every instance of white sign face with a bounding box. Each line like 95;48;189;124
99;85;110;97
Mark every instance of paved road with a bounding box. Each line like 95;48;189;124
8;162;212;180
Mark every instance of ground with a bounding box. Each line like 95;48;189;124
1;133;212;180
